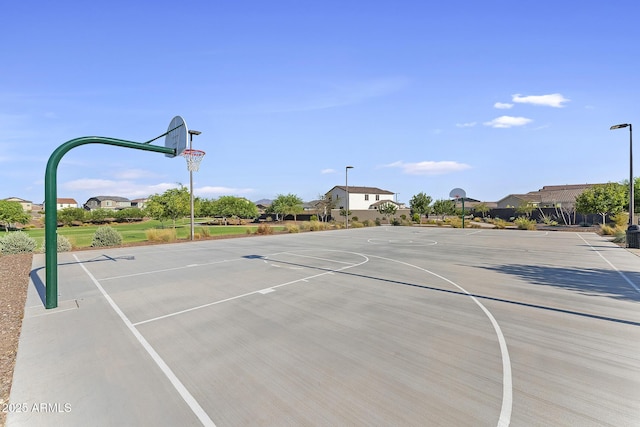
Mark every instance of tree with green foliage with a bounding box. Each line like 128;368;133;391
575;182;626;224
409;192;432;220
57;207;86;226
378;202;398;224
0;200;31;232
515;202;536;218
210;196;258;223
88;208;112;224
432;199;456;219
115;207;145;223
270;193;304;221
474;202;490;218
145;186;190;227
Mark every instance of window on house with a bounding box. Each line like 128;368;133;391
375;195;380;201
364;194;369;201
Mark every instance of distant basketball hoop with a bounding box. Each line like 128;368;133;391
182;149;206;172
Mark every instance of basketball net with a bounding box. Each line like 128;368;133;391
182;149;206;172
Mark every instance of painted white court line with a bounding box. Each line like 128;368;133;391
270;252;356;265
133;252;370;326
73;254;216;427
368;254;512;427
101;258;243;281
577;234;640;294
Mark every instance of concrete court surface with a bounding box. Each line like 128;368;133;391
6;226;640;426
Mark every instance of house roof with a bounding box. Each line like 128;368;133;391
3;197;32;203
57;198;77;204
328;186;394;195
369;199;401;208
87;196;131;202
497;183;603;206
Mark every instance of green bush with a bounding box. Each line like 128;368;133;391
91;226;123;247
41;235;73;253
362;219;374;227
310;215;318;222
610;212;629;227
1;231;37;254
514;217;537;230
412;213;420;223
351;216;358;222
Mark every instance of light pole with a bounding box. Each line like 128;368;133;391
610;123;633;227
345;165;353;228
188;129;201;241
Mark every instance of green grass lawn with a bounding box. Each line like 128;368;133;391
23;219;285;249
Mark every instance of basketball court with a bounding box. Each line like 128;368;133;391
7;226;640;426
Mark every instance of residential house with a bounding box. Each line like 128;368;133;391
325;186;396;210
84;196;132;211
131;198;148;210
56;198;78;210
496;184;599;210
3;197;32;212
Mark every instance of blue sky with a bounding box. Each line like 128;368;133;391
2;1;640;206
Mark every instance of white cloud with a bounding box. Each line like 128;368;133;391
320;168;336;174
483;116;532;128
512;93;569;108
456;122;477;128
384;160;471;175
494;102;513;109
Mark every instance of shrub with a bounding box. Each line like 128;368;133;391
350;221;364;228
41;235;73;253
612;228;627;243
309;221;329;231
91;226;123;247
599;224;616;236
514;217;537;230
310;215;318;221
197;227;211;237
362;219;374;227
0;231;37;254
256;223;273;235
145;228;177;242
611;212;629;227
351;216;358;222
492;218;508;229
375;218;381;226
286;224;300;233
445;217;462;228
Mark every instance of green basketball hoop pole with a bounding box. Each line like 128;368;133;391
44;137;175;309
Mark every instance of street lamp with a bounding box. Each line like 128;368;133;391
345;166;354;228
610;123;633;227
188;129;201;241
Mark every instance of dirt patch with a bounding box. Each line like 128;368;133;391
0;253;32;427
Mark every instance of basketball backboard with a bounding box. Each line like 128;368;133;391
449;188;466;199
164;116;188;157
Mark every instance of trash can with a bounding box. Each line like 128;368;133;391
626;224;640;249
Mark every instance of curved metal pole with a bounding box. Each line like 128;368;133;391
44;137;174;308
